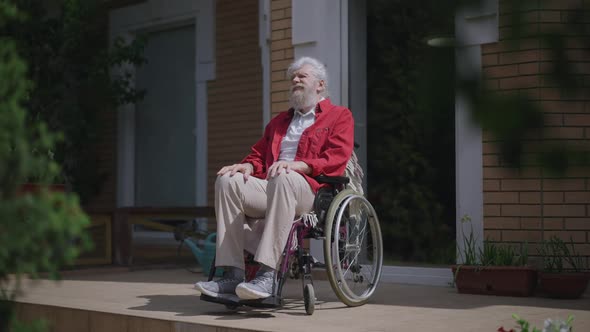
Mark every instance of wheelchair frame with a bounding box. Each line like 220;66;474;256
200;175;383;315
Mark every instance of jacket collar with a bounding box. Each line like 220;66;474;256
288;98;332;118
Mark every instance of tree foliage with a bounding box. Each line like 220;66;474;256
0;2;92;330
3;0;146;203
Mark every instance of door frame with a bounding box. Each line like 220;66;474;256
109;0;215;207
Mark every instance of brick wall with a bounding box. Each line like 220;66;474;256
482;0;590;258
270;0;294;116
207;0;263;205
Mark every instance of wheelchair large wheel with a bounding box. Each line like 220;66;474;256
323;189;383;306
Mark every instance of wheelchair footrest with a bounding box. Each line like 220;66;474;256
199;293;283;309
239;295;283;308
200;293;241;306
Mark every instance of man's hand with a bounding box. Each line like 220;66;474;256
267;161;310;179
217;163;254;181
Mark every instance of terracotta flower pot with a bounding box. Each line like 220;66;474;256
452;265;537;297
537;271;590;299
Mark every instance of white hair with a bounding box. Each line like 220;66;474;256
287;57;329;97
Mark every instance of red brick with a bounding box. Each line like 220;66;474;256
271;0;290;11
271;8;286;20
502;204;542;217
272;80;291;92
482;54;499;66
502;230;543;242
564;114;590;126
565;192;590;203
519;38;541;50
543;179;585;191
483;155;499;167
271;38;292;51
482;42;501;54
284;47;293;58
501;179;541;191
520;192;541;204
543;113;563;126
563;167;590;178
485;217;521;229
484;64;518;78
535;88;562;100
565;218;590;230
573;62;590;74
271;18;291;31
499;75;539;89
270;91;289;102
543;204;586;217
544;217;565;229
271;49;285;61
543;191;564;203
485;79;499;90
565;49;590;61
484;179;501;191
483;230;502;241
543;230;585;242
485;192;519;204
539;10;562;22
483;142;500;154
271;70;286;81
499;50;539;65
271;58;292;71
484;167;517;179
485;204;501;216
571;243;590;255
518;63;540;75
544;127;584;139
521;218;542;229
540;101;584;113
540;0;583;10
271;101;289;113
271;29;285;40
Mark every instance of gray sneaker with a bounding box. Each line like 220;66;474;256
194;277;242;298
235;270;275;300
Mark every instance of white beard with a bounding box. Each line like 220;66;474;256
289;84;318;111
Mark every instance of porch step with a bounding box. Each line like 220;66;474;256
15;302;259;332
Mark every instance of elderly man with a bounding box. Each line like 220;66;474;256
195;56;354;300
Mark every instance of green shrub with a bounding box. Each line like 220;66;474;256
0;2;91;330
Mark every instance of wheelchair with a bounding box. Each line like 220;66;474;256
200;174;384;315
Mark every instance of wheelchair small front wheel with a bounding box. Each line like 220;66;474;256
303;283;315;315
323;189;383;307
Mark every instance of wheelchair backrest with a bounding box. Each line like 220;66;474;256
344;150;364;195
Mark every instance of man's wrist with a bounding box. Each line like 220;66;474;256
295;161;311;175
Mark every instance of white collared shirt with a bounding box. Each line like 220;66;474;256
278;108;316;161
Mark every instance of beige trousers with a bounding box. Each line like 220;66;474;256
214;171;315;270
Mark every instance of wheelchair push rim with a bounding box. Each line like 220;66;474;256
323;189;383;306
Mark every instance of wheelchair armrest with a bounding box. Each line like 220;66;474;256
314;175;350;185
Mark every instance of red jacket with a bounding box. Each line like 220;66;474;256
241;98;354;193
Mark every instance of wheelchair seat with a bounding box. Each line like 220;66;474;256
200;154;383;315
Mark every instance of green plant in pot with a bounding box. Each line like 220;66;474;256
537;236;589;299
452;215;537;297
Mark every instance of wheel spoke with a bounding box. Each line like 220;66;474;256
324;190;383;306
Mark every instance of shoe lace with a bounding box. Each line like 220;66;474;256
217;277;239;284
251;273;273;285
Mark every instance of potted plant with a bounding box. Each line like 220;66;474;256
537;236;589;299
452;216;537;297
